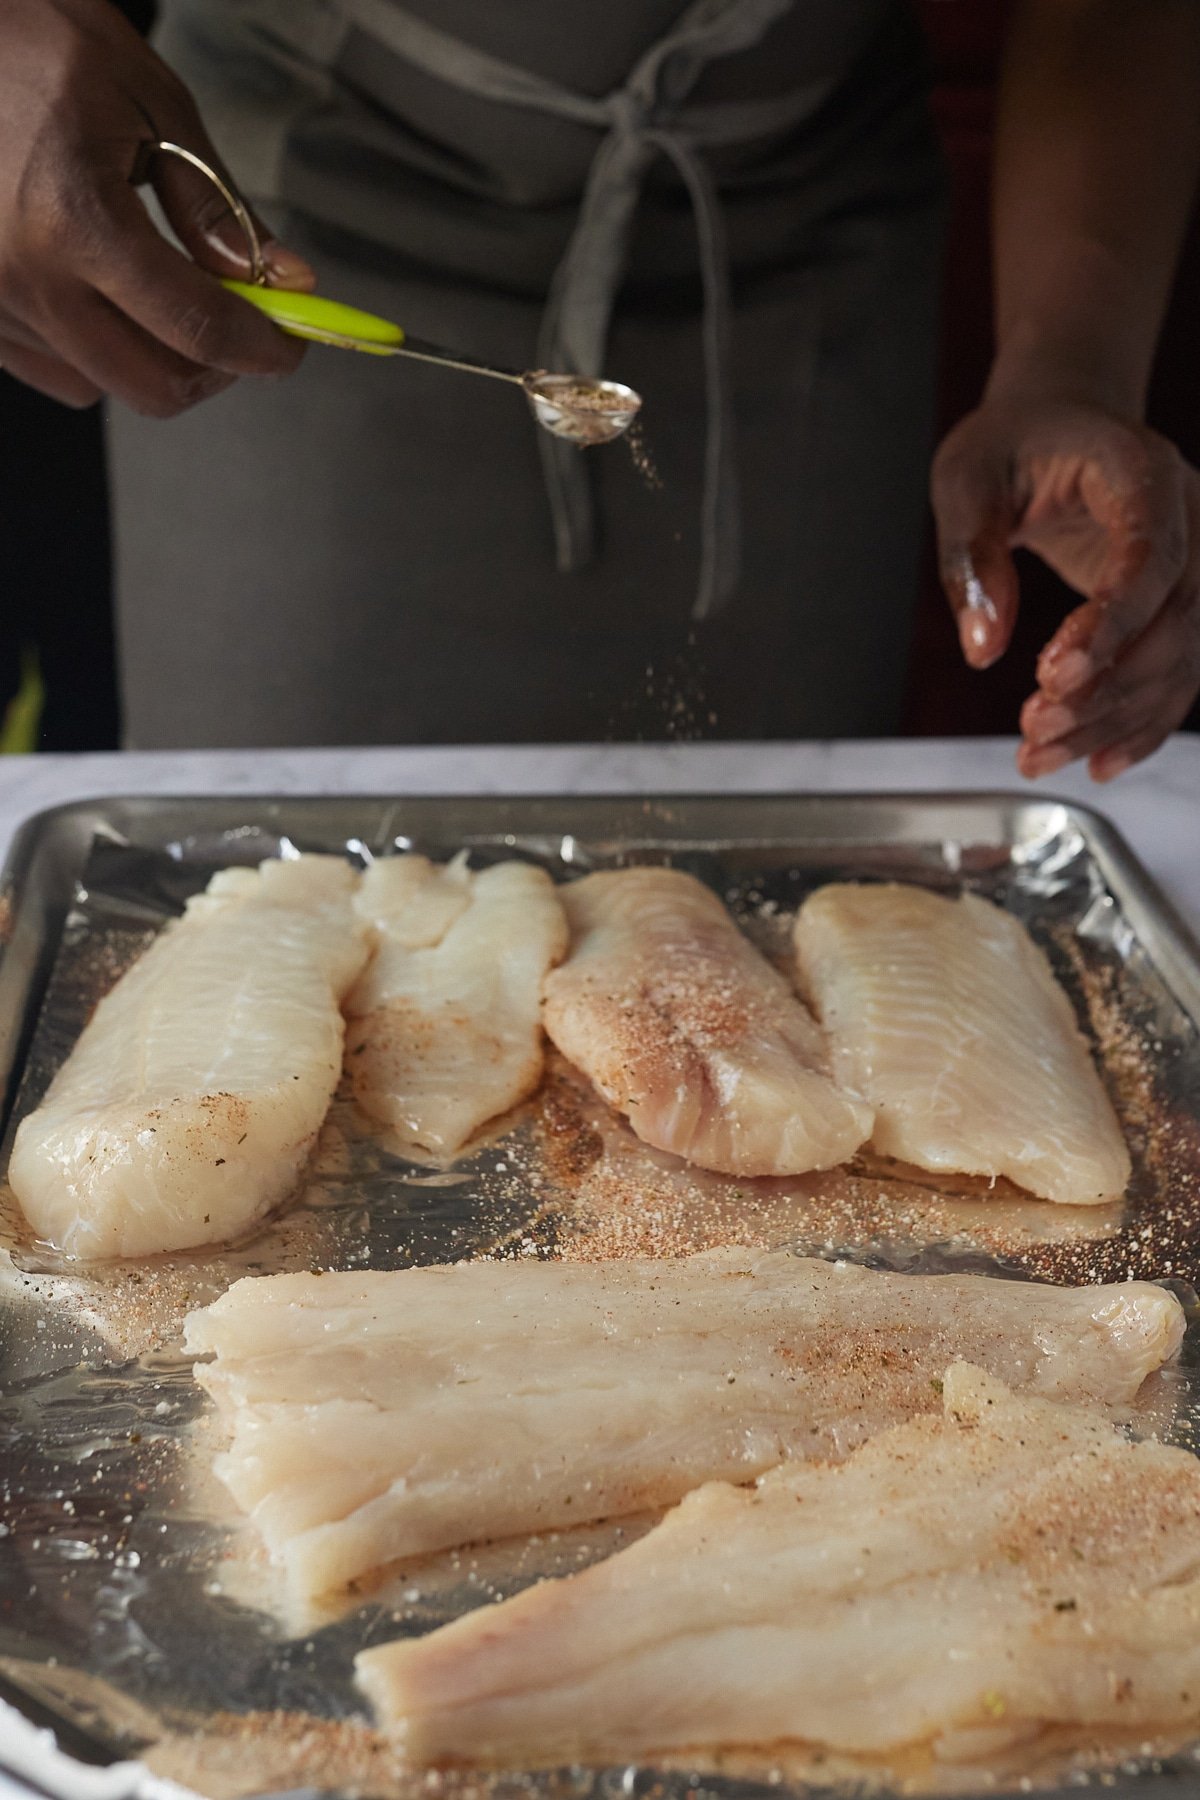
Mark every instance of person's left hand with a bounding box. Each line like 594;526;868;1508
931;397;1200;781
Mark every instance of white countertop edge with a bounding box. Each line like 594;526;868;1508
0;733;1196;799
0;734;1197;927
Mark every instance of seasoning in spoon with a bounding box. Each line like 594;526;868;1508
522;373;643;445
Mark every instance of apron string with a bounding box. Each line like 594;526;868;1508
338;0;826;618
646;128;739;617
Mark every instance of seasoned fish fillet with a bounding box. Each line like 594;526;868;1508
345;857;567;1157
7;856;366;1260
357;1363;1200;1767
541;869;872;1176
794;882;1130;1205
184;1248;1182;1598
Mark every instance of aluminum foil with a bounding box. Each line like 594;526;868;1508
2;796;1200;1800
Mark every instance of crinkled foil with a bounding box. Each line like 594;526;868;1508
3;797;1200;1800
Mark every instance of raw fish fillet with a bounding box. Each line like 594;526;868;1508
357;1363;1200;1767
184;1248;1182;1598
7;856;367;1260
345;857;567;1157
352;851;471;948
794;882;1130;1205
541;869;872;1175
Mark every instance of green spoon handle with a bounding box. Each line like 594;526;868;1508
222;279;405;355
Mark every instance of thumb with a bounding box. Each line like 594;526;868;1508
140;133;315;291
931;431;1021;670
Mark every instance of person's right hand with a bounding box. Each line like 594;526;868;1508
0;0;314;414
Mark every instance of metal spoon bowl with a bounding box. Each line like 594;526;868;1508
145;143;645;448
522;373;643;445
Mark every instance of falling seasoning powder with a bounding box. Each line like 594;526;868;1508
626;419;663;490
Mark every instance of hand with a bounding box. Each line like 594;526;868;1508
0;0;314;415
932;396;1200;781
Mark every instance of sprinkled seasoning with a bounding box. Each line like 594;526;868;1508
607;631;717;742
5;820;1200;1800
626;419;663;490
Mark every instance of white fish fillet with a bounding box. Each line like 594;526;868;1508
345;857;567;1157
794;882;1131;1205
357;1362;1200;1767
542;869;872;1176
7;856;367;1260
352;851;472;949
184;1249;1182;1598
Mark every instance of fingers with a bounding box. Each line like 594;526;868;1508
140;112;315;289
1;131;305;408
1019;459;1200;781
95;5;313;289
0;334;102;407
1030;431;1187;700
1088;725;1176;784
0;0;307;415
931;433;1021;670
936;403;1196;781
34;278;237;416
1019;582;1200;779
70;174;308;381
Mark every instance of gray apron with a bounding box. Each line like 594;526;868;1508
109;0;943;747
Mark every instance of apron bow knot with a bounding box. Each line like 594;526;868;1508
336;0;823;617
602;87;656;138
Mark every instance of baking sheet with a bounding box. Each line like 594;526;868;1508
3;793;1200;1800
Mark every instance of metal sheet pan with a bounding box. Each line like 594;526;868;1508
2;792;1200;1800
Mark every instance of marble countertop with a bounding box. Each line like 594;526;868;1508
1;731;1199;1800
0;734;1197;929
